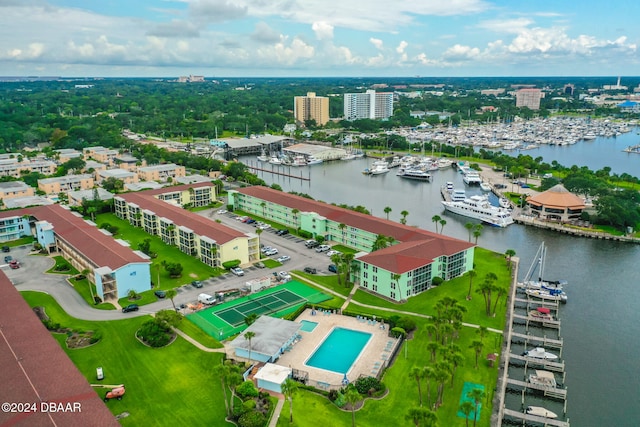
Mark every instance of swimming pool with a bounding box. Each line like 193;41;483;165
299;320;318;332
305;327;372;374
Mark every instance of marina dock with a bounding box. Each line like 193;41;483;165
245;162;311;181
503;408;570;427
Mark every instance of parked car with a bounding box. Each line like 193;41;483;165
304;239;315;247
315;245;331;253
276;255;291;263
303;267;317;274
9;260;19;269
276;229;290;236
2;246;9;252
306;241;319;249
255;261;266;269
122;304;139;313
326;250;341;257
328;264;338;273
264;248;279;256
258;224;271;230
278;271;291;280
154;290;166;298
191;280;203;288
217;209;227;214
4;255;12;263
260;246;273;254
230;267;245;276
246;218;256;224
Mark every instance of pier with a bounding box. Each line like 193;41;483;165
245;162;311;181
503;408;570;427
514;214;639;243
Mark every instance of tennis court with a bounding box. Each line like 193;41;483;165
187;281;331;340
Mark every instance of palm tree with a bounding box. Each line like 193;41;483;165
472;224;483;244
491;286;508;315
434;361;452;408
281;378;298;423
391;272;402;299
459;401;475;427
342;252;355;283
405;407;437;427
477;272;497;316
469;340;484;369
466;269;477;300
426;341;440;363
212;362;230;416
244;331;256;362
344;386;361;427
410;367;425;406
166;288;178;311
372;234;390;251
291;208;299;228
331;253;343;285
464;222;474;242
431;215;441;233
338;223;347;243
476;325;488;343
422;366;435;409
260;201;266;218
400;210;409;225
467;388;486;427
384;206;392;220
439;219;446;234
505;249;516;271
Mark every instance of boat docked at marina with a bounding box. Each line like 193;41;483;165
529;307;554;321
441;194;514;227
526;406;558;419
369;160;390;175
480;182;492;192
525;287;567;303
397;168;431;181
257;148;269;162
450;189;466;202
528;370;558;388
499;197;512;209
519;242;568;302
306;156;323;165
462;171;482;185
523;347;558;360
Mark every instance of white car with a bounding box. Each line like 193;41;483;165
278;271;291;281
230;267;244;276
326;250;341;257
264;248;279;256
276;255;291;263
258;224;271;230
315;245;331;253
217;209;227;214
260;246;273;254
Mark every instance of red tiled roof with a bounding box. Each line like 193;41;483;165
0;271;119;427
237;186;474;273
119;187;246;245
3;204;148;270
358;237;472;274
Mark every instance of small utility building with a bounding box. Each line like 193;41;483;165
230;316;301;363
254;363;292;393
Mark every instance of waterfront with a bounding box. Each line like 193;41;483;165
245;150;640;426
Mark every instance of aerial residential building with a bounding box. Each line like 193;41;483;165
68;188;114;207
38;174;95;195
96;168;139;185
113;154;144;171
228;186;474;302
83;146;119;164
515;88;543;110
344;89;394;121
115;183;259;268
294;92;330;126
0;181;35;201
0;205;151;301
137;164;186;182
0;158;56;178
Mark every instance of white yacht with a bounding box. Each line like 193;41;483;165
480;182;492;192
268;156;282;165
450;189;466;202
257;148;269;162
397;168;431;181
291;155;307;166
441;195;514;227
462;171;482;185
526;406;558;419
523;347;558;360
369;160;390;175
306;156;323;165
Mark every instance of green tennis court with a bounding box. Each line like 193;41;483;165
187;281;331;340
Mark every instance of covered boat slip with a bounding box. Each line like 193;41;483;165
508;353;565;372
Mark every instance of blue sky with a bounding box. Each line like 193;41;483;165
0;0;638;77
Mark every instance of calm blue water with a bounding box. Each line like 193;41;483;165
299;320;318;332
305;327;371;374
243;135;640;426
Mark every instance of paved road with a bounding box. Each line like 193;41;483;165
5;211;338;322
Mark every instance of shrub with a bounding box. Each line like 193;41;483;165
258;391;270;399
333;391;346;408
238;410;266;427
138;318;173;347
93;296;103;305
432;276;444;286
396;317;417;332
328;389;339;402
298;229;312;239
242;399;256;411
354;376;383;395
90;329;103;344
222;260;242;269
236;381;259;399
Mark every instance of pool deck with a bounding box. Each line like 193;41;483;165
273;309;399;387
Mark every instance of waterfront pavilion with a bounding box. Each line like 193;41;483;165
525;184;585;222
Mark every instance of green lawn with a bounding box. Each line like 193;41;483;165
69;276;116;310
4;236;35;248
95;213;222;292
21;291;228;426
175;317;224;349
46;255;79;275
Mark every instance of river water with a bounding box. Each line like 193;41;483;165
241;130;640;426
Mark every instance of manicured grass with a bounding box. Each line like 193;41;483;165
46;255;79;275
175;317;224;349
95;213;222;291
21;291;228;426
330;244;357;254
294;272;353;297
262;259;280;269
4;236;35;247
117;291;158;308
70;276;116;310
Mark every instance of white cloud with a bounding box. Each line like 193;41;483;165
443;44;480;60
396;40;408;54
478;18;534;34
370;38;384;50
251;22;281;44
312;21;334;40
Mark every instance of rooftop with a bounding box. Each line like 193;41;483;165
230;316;301;356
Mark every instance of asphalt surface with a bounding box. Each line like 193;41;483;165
5;209;337;321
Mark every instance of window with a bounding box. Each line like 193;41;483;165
391;282;396;289
373;275;377;283
372;284;378;292
390;291;396;299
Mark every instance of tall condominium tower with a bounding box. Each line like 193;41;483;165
294;92;329;126
344;90;393;120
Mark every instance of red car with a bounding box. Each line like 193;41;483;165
9;260;19;269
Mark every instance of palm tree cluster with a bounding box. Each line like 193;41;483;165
331;251;356;287
476;272;507;317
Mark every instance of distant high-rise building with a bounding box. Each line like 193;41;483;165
515;88;543;110
563;84;575;96
344;90;394;121
294;92;329;126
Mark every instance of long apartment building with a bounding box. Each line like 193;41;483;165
0;158;57;178
228;186;474;302
115;183;259;268
138;163;186;182
38;174;95;195
0;205;151;301
294;92;330;125
344;89;394;121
